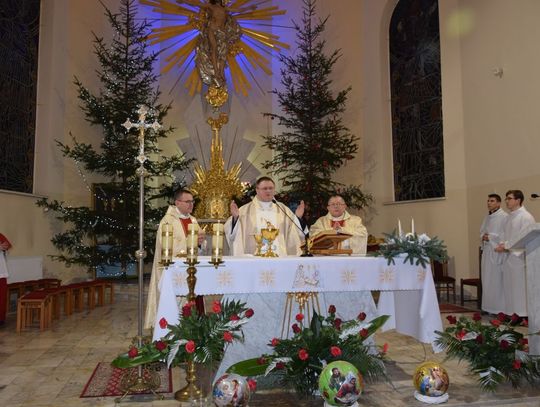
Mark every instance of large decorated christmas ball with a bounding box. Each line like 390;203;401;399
212;373;251;406
318;361;363;406
413;361;450;404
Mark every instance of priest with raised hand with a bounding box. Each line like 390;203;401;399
144;189;204;330
310;195;368;255
225;176;305;256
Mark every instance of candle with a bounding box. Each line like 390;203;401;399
411;218;415;235
186;223;199;261
398;219;403;237
211;222;224;263
161;223;173;263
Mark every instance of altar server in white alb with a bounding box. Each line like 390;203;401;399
479;193;507;314
310;195;368;255
144;189;204;329
495;190;536;317
225;177;305;256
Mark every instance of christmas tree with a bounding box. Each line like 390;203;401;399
37;0;192;277
262;0;372;226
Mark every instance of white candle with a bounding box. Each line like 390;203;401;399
211;222;224;262
186;223;199;261
161;223;173;262
398;219;403;237
411;218;415;235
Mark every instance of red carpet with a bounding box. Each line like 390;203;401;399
80;362;172;398
439;303;477;314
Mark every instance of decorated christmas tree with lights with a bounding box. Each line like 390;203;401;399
262;0;372;225
37;0;191;277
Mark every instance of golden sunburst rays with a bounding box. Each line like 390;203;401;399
140;0;289;97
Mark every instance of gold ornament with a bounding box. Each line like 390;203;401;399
413;361;450;403
205;85;229;109
140;0;289;97
190;113;243;219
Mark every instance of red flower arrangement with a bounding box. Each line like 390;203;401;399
228;305;389;397
435;312;540;391
112;299;253;369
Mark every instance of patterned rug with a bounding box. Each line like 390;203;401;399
80;362;172;398
439;303;477;314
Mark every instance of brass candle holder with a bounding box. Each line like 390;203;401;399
175;356;202;401
176;228;202;402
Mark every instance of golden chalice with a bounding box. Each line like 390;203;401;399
254;234;263;256
261;222;279;257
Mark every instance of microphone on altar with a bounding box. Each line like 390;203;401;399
531;193;539;199
271;198;313;257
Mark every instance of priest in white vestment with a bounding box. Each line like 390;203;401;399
496;190;536;316
225;177;305;256
144;189;204;329
310;195;368;255
479;193;507;314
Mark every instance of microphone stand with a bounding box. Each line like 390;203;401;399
272;199;313;257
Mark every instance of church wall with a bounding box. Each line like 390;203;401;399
458;0;540;278
358;0;540;290
358;0;472;285
0;0;117;283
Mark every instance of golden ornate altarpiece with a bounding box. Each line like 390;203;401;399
141;0;289;220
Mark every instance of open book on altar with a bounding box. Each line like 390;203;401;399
303;230;353;255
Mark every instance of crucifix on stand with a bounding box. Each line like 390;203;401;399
115;105;163;402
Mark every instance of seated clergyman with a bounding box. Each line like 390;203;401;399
309;195;368;254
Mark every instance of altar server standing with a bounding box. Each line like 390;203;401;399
479;194;507;314
495;190;535;317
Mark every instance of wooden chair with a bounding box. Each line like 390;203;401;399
431;259;456;303
16;291;53;332
460;246;482;309
6;282;26;313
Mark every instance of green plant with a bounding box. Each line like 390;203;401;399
228;306;389;398
435;312;540;391
261;0;372;225
112;299;254;369
372;231;448;267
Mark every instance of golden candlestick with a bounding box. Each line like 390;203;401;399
175;358;201;402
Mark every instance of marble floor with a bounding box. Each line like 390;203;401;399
0;285;539;407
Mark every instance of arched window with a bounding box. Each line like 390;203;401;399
0;0;40;193
389;0;444;201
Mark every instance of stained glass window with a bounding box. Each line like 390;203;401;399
389;0;444;201
0;0;40;193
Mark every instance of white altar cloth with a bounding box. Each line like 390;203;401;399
152;256;443;354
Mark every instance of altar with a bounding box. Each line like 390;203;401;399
153;255;443;376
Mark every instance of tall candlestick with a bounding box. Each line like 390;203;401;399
398;219;403;237
161;223;173;264
211;222;224;265
186;223;199;262
411;218;415;235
